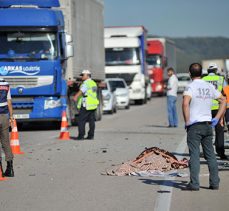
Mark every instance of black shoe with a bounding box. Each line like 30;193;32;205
85;136;94;140
4;161;14;177
182;184;199;191
167;125;172;128
209;185;219;190
219;155;229;160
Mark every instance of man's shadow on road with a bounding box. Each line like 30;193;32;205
139;178;188;191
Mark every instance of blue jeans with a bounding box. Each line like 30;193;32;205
167;95;178;126
187;123;219;188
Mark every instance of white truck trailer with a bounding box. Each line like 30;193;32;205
60;0;105;122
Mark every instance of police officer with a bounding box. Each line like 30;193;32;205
203;63;228;160
182;63;226;190
0;78;14;177
73;70;99;140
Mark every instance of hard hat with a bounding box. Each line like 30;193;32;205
208;63;218;70
80;69;91;76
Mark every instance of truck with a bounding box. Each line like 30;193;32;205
104;26;151;105
0;0;105;125
146;38;176;96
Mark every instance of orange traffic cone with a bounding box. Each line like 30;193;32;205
10;119;24;155
59;110;70;140
0;166;7;181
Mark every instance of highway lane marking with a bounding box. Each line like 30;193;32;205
154;134;187;211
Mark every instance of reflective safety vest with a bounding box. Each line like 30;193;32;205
223;85;229;108
203;74;224;110
77;79;99;110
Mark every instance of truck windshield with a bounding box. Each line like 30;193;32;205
106;73;136;86
0;32;58;61
146;54;162;67
105;48;140;66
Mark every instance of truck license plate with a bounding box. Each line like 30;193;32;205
13;114;30;119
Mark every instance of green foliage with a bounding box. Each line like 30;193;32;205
171;37;229;73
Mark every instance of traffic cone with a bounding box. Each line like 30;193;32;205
0;164;7;181
59;110;70;140
10;119;24;155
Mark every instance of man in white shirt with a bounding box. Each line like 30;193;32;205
182;63;226;191
167;67;178;127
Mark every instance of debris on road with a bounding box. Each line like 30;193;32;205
103;147;188;176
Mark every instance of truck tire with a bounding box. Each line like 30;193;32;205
95;103;102;120
135;99;144;105
95;88;103;121
125;104;130;109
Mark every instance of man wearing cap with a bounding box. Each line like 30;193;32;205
203;63;228;160
0;78;14;177
73;70;99;140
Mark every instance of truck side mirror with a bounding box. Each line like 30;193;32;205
66;44;74;58
64;33;73;58
65;33;73;43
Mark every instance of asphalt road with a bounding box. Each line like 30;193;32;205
0;95;228;211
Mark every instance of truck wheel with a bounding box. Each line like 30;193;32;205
95;104;102;120
108;109;113;114
135;99;144;105
95;88;103;121
144;89;147;104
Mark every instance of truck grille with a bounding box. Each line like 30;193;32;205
3;77;38;88
12;97;34;113
2;76;53;88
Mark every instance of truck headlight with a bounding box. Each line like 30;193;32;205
155;84;163;91
44;99;61;110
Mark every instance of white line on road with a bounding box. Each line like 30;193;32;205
154;134;187;211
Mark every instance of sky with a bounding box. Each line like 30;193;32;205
104;0;229;38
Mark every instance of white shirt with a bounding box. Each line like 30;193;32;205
167;74;178;97
183;79;221;123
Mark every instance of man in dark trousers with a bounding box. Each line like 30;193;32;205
182;63;226;191
203;63;228;160
0;78;14;177
73;70;99;140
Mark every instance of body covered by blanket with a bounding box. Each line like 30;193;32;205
104;147;188;176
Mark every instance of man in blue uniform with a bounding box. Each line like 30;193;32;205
0;78;14;177
203;63;228;160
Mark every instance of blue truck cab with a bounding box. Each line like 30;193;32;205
0;0;72;123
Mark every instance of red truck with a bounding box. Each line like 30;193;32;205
147;38;176;96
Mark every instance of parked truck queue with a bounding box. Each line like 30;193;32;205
1;1;229;211
0;0;178;125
